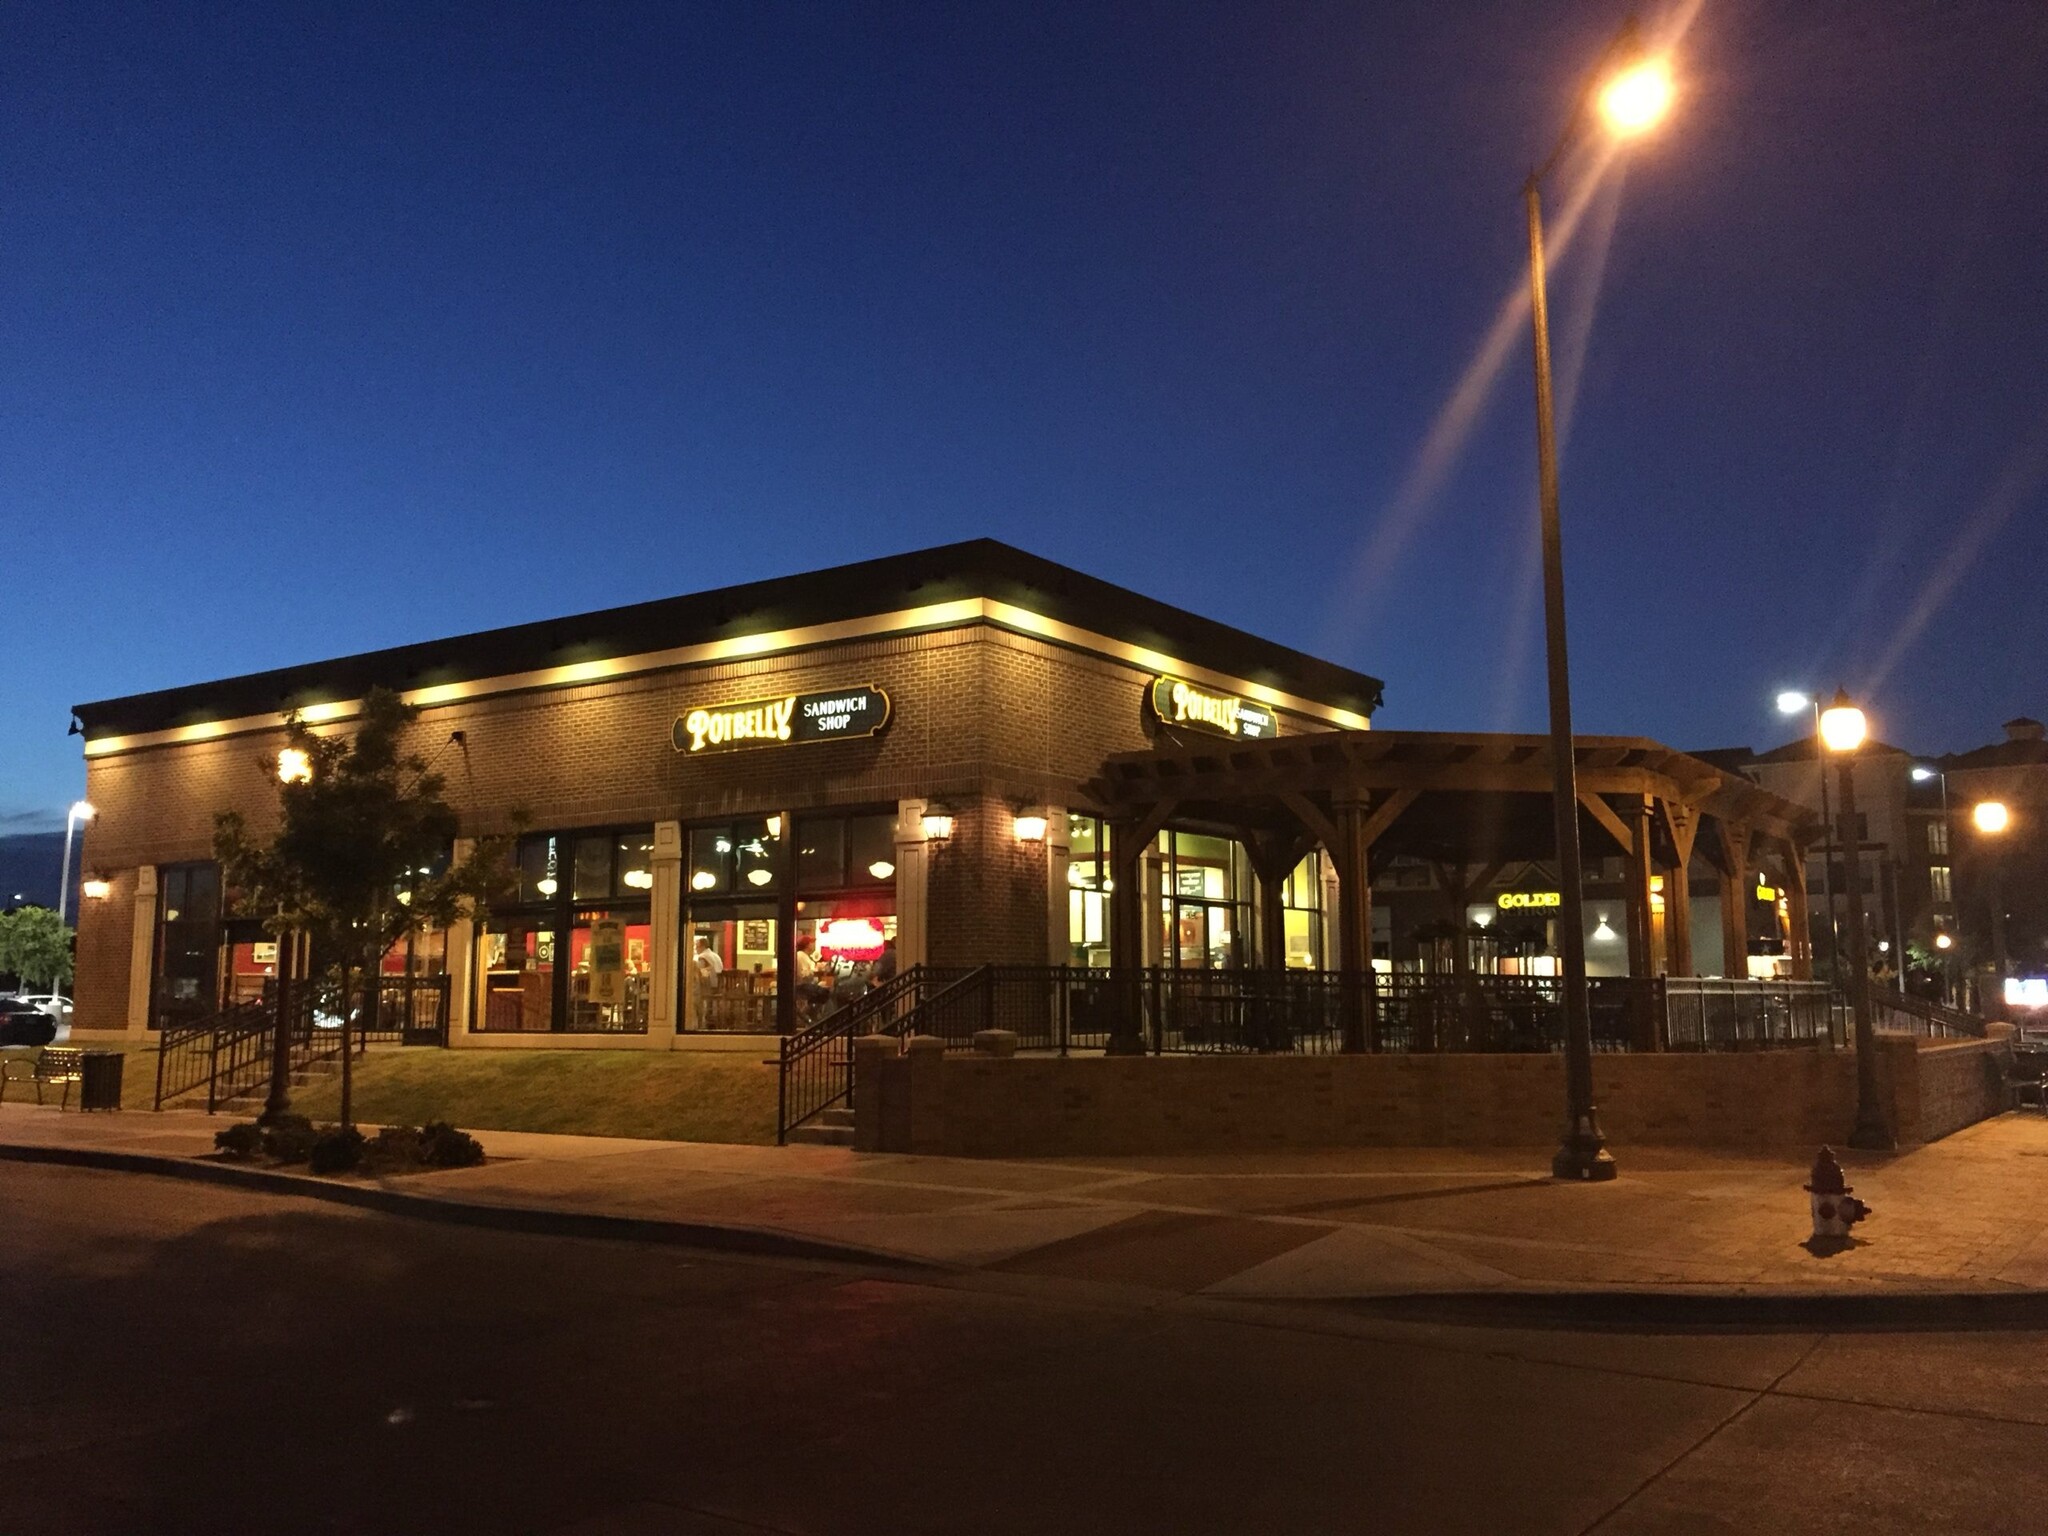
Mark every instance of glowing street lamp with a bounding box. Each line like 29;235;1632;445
56;800;96;926
1778;690;1842;978
277;746;313;784
1973;800;2013;983
1819;690;1888;1149
1524;18;1677;1185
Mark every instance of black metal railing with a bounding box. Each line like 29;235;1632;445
1870;989;1988;1040
1661;977;1842;1050
153;1000;275;1113
356;973;452;1047
775;966;977;1141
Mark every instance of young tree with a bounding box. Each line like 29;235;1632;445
215;689;512;1127
0;906;73;992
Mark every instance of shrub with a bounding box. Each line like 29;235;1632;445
420;1121;485;1169
261;1114;318;1165
214;1122;264;1160
308;1124;366;1175
369;1125;425;1166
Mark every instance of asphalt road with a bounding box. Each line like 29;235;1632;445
4;1165;2046;1535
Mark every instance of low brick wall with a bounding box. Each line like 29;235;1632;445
858;1032;2012;1158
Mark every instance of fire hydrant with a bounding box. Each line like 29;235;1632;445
1805;1147;1870;1240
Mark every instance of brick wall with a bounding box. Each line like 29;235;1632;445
864;1033;2010;1157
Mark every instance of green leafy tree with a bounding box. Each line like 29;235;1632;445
0;905;73;991
215;688;514;1126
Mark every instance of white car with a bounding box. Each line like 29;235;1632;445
19;995;73;1040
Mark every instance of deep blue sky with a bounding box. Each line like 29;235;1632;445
7;0;2045;829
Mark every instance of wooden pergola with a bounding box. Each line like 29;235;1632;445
1085;730;1819;993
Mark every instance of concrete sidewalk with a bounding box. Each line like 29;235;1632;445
8;1100;2048;1302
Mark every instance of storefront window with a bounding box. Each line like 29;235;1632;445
1156;830;1251;970
476;828;652;1033
690;907;779;1031
1281;851;1324;969
1067;813;1111;967
688;818;782;897
152;863;222;1029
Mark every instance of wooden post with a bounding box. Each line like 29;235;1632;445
1624;795;1655;980
1717;821;1750;980
1333;800;1374;1053
1658;801;1699;978
1107;813;1146;1053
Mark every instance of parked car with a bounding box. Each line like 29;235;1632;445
19;994;71;1024
0;997;57;1047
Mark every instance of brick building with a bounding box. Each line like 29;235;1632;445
67;540;1381;1048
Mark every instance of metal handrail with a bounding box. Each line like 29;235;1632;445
1871;989;1988;1040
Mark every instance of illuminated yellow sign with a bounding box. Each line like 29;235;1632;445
1150;677;1278;740
673;685;890;753
1497;891;1562;910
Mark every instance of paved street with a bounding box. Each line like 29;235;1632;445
6;1163;2048;1535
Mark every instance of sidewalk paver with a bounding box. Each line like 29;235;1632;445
10;1101;2048;1301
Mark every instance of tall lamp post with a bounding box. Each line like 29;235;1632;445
1527;20;1674;1182
55;800;96;927
1778;692;1842;980
1820;691;1892;1150
1973;799;2012;1005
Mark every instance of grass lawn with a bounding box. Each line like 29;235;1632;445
287;1048;779;1145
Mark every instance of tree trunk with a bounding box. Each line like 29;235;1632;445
261;926;295;1124
339;960;355;1130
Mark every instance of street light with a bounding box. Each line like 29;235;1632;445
1817;690;1890;1149
1526;18;1674;1182
55;800;96;926
1779;691;1843;980
1973;800;2013;988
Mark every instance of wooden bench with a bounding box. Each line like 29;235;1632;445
0;1046;83;1108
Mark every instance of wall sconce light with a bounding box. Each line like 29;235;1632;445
277;747;313;784
1592;913;1618;943
1013;810;1049;843
921;807;956;843
81;876;112;901
765;815;783;839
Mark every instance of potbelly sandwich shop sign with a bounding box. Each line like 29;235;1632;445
673;685;891;753
1149;676;1278;741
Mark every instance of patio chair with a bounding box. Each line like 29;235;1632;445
2007;1047;2048;1113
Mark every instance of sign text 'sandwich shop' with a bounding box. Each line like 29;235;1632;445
1149;676;1278;741
673;685;891;754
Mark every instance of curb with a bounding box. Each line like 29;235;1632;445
0;1141;930;1271
1343;1287;2048;1333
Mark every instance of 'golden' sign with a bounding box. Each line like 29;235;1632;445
1150;677;1278;741
1497;890;1562;910
673;685;891;754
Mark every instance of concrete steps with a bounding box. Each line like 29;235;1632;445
785;1104;856;1147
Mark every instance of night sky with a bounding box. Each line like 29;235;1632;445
7;0;2045;829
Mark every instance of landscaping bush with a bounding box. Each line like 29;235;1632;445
419;1121;485;1169
308;1124;366;1175
369;1124;425;1165
261;1114;319;1165
214;1122;265;1160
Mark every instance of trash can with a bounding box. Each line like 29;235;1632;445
79;1051;124;1112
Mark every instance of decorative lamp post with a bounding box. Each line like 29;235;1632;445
1973;800;2012;996
55;801;96;927
1779;691;1843;980
1526;19;1674;1182
1819;691;1891;1149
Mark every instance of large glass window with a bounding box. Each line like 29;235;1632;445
1156;830;1252;970
1067;814;1112;968
1281;851;1325;969
686;817;786;1032
476;828;652;1033
152;863;222;1029
793;812;897;1024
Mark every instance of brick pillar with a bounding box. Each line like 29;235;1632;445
126;865;157;1034
445;839;477;1041
648;821;682;1045
1043;805;1069;964
893;800;930;970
